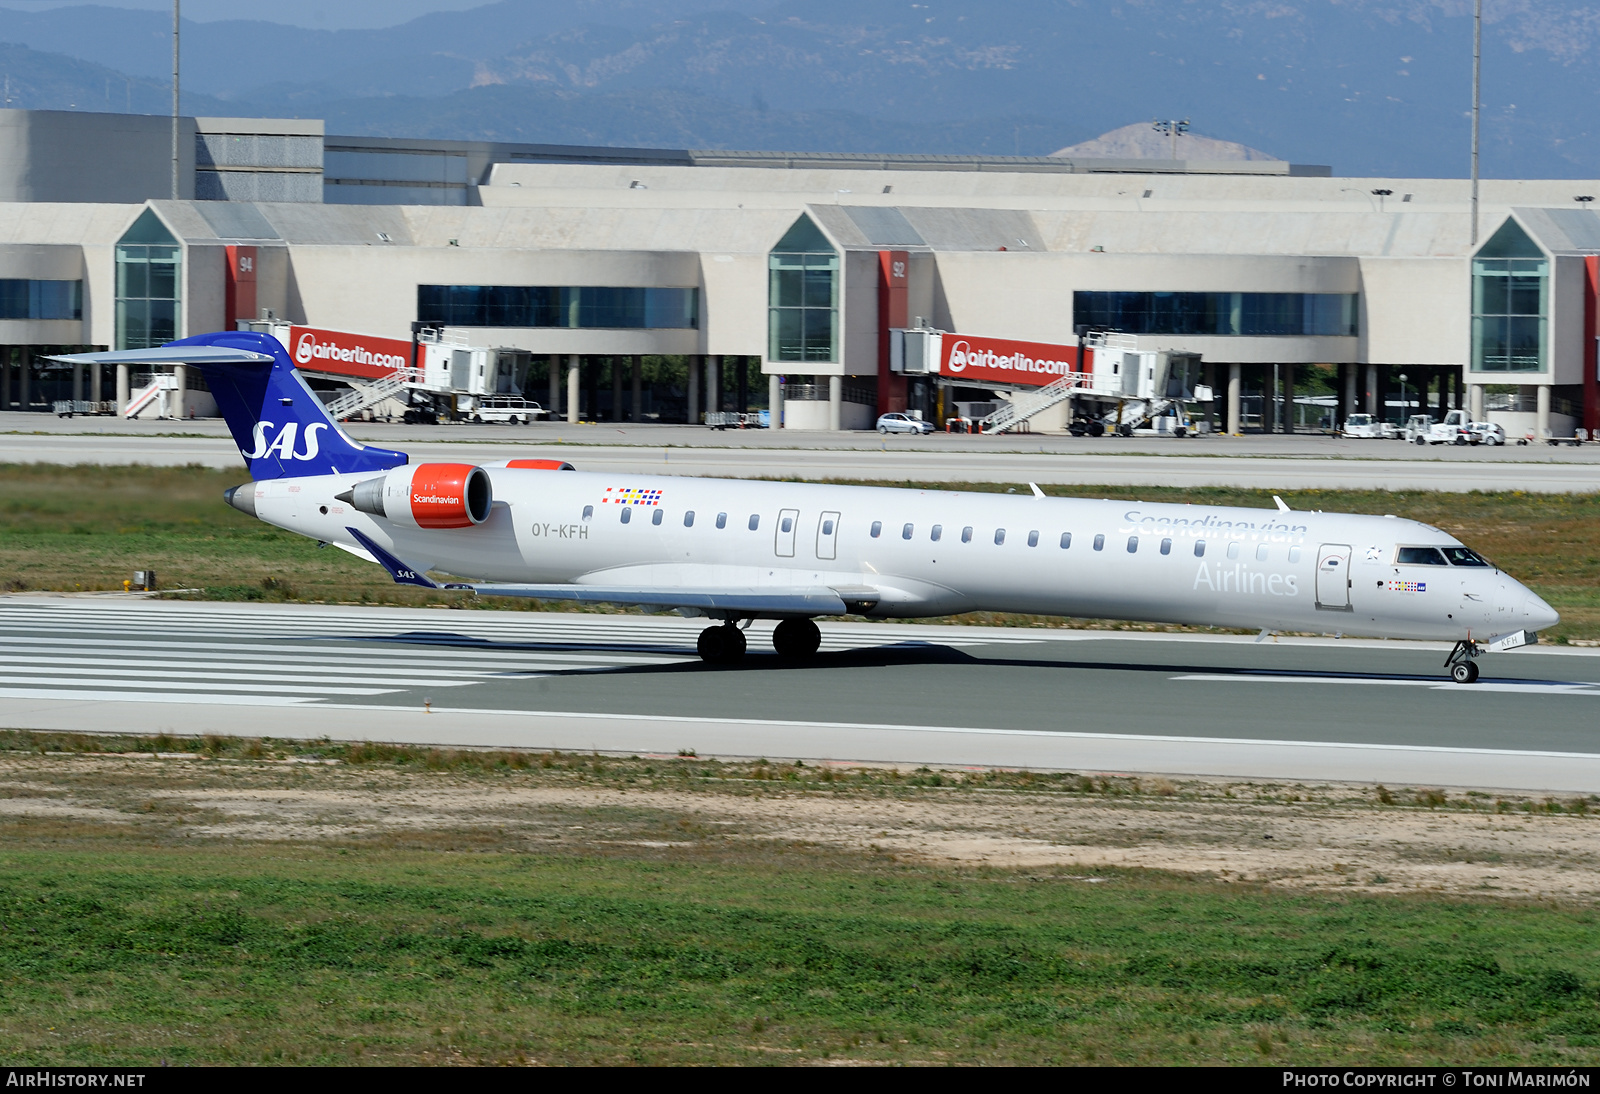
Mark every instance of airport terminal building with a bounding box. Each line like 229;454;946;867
0;108;1596;437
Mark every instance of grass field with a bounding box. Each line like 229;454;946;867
4;734;1600;1066
1;463;1598;638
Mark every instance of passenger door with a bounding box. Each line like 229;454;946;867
775;508;799;558
1316;544;1352;611
815;511;840;560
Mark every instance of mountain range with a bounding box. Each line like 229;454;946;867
0;1;1595;177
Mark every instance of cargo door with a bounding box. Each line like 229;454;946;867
815;511;840;560
775;508;799;558
1316;544;1352;611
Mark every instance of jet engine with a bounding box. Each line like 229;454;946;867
341;462;492;529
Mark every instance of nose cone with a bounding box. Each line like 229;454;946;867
1524;591;1560;633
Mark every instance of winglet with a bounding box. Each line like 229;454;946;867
345;527;438;588
1273;495;1290;512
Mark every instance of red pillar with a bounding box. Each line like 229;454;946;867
877;250;908;415
224;245;257;331
1585;255;1600;436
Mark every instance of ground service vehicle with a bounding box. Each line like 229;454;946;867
470;396;544;424
56;332;1559;683
1342;413;1395;439
1468;422;1506;446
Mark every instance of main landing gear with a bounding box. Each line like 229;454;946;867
1445;640;1481;684
695;618;823;664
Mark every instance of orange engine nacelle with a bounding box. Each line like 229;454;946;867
348;462;492;529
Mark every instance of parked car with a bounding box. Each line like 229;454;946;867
1467;421;1506;446
1342;413;1395;439
470;396;545;424
876;412;934;435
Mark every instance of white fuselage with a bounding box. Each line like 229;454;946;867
248;467;1557;642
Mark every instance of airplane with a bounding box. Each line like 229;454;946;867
57;331;1559;684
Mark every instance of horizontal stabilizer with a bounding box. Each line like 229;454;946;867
50;346;275;367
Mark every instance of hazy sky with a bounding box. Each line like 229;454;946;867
0;0;494;30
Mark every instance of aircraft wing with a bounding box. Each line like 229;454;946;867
345;528;878;615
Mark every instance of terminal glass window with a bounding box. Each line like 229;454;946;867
114;209;180;349
417;286;697;329
1072;292;1358;337
0;280;81;320
769;215;839;362
1471;219;1547;373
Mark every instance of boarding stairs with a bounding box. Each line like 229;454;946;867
122;374;177;419
1101;396;1178;434
323;368;416;421
979;371;1094;434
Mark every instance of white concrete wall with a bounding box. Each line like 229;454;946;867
1358;257;1467;367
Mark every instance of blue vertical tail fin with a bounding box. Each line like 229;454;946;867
55;330;408;480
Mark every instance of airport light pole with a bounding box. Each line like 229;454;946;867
1399;372;1410;422
1152;118;1190;160
1470;0;1481;246
170;0;179;200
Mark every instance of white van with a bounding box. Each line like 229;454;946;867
470;396;545;424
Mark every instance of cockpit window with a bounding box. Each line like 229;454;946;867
1443;546;1491;567
1396;546;1449;566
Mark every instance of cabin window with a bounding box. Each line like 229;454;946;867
780;515;793;533
1127;536;1139;553
582;504;593;521
1093;534;1105;551
716;512;727;529
620;507;632;524
1256;543;1269;562
902;523;914;540
1027;530;1039;547
1444;546;1491;567
1288;545;1301;563
1397;546;1449;566
961;526;973;543
930;524;942;542
1226;541;1240;560
684;510;695;527
1160;538;1172;555
1060;532;1072;549
821;518;834;535
652;509;664;526
748;514;760;531
871;521;882;538
1194;540;1205;558
994;528;1006;545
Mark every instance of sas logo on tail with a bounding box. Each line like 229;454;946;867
244;421;328;461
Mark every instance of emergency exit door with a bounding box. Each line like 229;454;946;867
775;509;799;557
815;511;840;560
1316;544;1352;611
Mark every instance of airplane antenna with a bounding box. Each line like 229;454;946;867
1272;495;1290;512
1028;482;1045;498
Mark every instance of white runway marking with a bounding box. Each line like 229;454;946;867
1173;673;1600;694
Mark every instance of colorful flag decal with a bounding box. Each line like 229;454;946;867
601;486;664;506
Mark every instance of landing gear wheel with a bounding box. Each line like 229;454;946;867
696;623;747;664
772;618;822;659
1451;661;1480;684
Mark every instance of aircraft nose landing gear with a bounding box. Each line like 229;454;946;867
1445;640;1481;684
696;622;747;664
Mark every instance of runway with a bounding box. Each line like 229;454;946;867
4;429;1600;492
6;596;1600;792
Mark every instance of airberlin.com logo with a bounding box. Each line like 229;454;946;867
945;339;1075;378
294;331;408;371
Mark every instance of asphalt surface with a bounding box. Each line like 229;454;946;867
4;413;1600;491
7;596;1600;792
